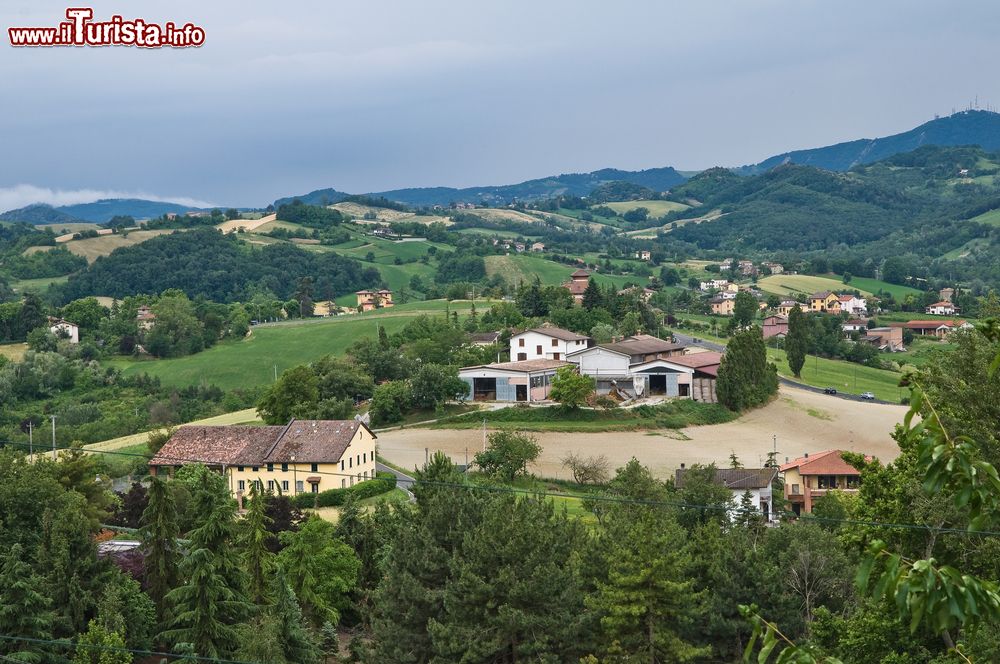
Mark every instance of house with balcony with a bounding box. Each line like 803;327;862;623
510;325;591;361
779;450;865;515
809;291;841;313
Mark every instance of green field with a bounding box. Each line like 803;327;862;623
485;254;573;286
758;274;870;297
968;209;1000;226
105;300;489;390
11;275;69;293
600;200;690;217
836;275;923;299
768;348;905;402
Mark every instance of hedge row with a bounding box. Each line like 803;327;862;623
291;471;398;509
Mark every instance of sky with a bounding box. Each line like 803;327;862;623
1;0;998;209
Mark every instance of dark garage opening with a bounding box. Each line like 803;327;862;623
515;384;528;401
473;377;496;401
648;374;667;395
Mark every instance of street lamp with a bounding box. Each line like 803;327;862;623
291;454;297;495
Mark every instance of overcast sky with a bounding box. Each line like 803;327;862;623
1;0;998;209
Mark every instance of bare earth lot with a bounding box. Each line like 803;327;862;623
377;386;906;480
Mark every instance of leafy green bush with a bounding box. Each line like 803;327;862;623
291;472;397;509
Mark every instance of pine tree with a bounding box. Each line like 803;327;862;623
186;501;250;626
238;483;274;605
786;304;808;378
38;491;100;636
587;513;710;663
0;544;54;663
72;620;130;664
159;547;249;658
582;279;603;310
319;621;340;663
716;326;778;411
271;569;321;664
139;476;180;622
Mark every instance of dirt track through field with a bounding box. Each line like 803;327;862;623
377;386;906;479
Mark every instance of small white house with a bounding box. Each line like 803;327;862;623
48;318;79;344
926;301;959;316
510;326;591;362
699;279;732;292
675;466;779;522
837;294;868;316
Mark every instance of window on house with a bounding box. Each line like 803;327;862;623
349;457;353;468
267;480;275;491
536;345;542;354
311;463;318;472
363;452;367;463
266;463;274;472
357;454;361;465
791;484;800;495
341;479;346;489
282;480;289;491
252;466;259;472
296;481;304;493
238;480;245;492
551;338;558;346
311;483;319;494
237;466;244;472
518;338;525;347
363;471;368;480
281;463;288;472
517;352;527;361
340;460;344;471
846;476;860;489
553;353;560;360
817;475;838;489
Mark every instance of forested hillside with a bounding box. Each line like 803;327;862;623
57;228;381;302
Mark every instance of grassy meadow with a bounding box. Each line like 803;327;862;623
104;300;490;391
600;200;691;217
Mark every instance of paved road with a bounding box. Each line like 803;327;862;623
376;461;416;500
672;332;898;406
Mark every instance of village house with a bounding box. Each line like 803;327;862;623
699;279;732;292
618;286;657;302
894;320;973;339
136;305;156;331
863;326;905;351
530;242;545;252
842;318;869;337
762;314;788;339
780;450;866;515
510;325;591;361
675;465;779;522
776;300;800;316
635;249;652;261
469;331;501;347
762;262;784;275
356;289;394;312
837;294;868;316
458;359;567;402
562;269;592;304
738;260;758;277
710;297;735;316
47;317;79;344
719;290;738;300
149;419;378;499
809;291;841;313
925;301;959;316
514;243;526;252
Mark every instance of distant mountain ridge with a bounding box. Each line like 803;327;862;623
0;199;205;224
739;110;1000;174
276;167;688;208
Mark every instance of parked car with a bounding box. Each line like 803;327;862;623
860;391;875;400
823;387;837;395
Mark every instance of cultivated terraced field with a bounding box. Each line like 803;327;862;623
757;274;872;297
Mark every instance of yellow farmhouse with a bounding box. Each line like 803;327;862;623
149;419;377;501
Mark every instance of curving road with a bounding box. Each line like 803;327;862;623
671;332;897;405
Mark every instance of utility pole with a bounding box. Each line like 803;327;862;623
50;415;56;461
274;364;278;381
28;421;33;459
482;418;488;452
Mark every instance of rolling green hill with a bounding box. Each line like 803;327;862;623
105;300;489;390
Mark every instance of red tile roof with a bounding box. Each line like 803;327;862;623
518;326;590;342
150;419;372;467
779;449;869;476
668;351;723;368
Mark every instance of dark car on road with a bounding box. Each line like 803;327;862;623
823;387;837;395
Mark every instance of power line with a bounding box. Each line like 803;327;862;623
0;633;258;664
3;439;997;538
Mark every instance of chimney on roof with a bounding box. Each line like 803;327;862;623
804;452;808;458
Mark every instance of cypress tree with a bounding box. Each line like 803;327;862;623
786;304;808;378
271;569;321;664
582;279;603;310
716;326;778;411
238;483;274;605
139;476;180;622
